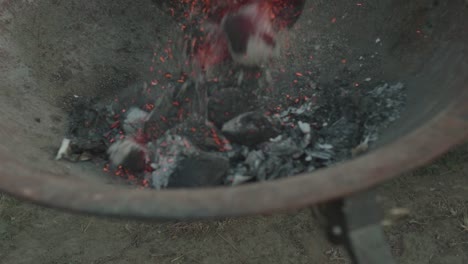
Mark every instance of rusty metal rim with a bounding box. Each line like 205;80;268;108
0;90;467;220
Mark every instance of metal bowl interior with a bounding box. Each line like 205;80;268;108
0;0;467;219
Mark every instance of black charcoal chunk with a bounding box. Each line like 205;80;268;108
257;155;295;181
168;152;229;188
222;111;280;146
168;118;232;152
262;137;303;158
150;135;229;189
107;139;147;172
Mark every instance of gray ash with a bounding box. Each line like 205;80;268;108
57;71;406;189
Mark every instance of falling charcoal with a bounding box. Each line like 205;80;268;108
142;80;216;140
122;107;152;136
222;111;280;146
208;87;258;127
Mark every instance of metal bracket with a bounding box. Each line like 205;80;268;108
318;190;396;264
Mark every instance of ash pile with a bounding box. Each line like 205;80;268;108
55;0;407;189
56;75;406;189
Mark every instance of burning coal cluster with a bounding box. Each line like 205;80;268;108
56;0;407;189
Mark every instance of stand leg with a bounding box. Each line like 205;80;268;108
317;190;396;264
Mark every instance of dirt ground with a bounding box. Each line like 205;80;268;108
0;145;467;264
